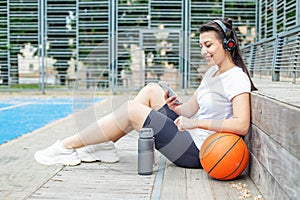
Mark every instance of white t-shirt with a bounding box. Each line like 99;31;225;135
188;65;251;149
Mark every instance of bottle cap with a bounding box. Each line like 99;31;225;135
139;128;154;138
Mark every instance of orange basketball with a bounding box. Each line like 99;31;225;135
199;132;249;180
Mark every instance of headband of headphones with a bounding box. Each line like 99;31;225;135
213;20;236;51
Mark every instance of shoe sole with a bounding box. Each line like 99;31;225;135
34;153;81;166
77;149;119;163
80;157;119;163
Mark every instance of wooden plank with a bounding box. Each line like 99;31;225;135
160;160;187;200
160;162;262;200
186;169;214;200
203;173;262;200
30;189;150;200
151;156;166;200
245;125;299;199
245;152;290;200
186;169;257;200
251;92;300;159
187;170;258;199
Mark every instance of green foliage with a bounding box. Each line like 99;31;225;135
11;84;40;89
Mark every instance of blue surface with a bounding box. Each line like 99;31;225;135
0;97;102;145
0;103;13;108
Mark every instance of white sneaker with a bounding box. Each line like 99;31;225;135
34;140;81;166
76;141;119;163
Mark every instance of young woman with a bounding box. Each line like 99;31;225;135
34;18;256;168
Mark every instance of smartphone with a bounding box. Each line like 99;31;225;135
158;81;182;104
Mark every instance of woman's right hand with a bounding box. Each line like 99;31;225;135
164;91;182;111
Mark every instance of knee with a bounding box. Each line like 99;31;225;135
142;83;163;95
124;100;152;126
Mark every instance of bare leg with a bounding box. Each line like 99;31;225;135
134;82;166;109
63;83;166;149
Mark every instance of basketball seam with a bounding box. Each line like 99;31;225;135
200;134;230;158
207;137;241;175
220;139;246;180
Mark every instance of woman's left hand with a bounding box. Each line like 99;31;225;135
174;116;198;131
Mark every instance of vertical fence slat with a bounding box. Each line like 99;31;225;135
272;35;280;81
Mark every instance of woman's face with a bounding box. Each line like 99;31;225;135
199;31;227;67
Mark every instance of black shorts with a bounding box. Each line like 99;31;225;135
143;104;202;168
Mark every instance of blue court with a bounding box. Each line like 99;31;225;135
0;97;102;145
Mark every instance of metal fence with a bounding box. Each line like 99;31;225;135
0;0;257;93
241;27;300;83
0;0;299;93
258;0;299;40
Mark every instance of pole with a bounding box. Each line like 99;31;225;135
40;0;45;94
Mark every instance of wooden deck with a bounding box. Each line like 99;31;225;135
28;132;157;200
0;78;299;200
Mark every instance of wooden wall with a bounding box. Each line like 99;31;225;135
245;92;300;200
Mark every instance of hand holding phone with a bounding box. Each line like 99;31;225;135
158;81;177;97
158;81;182;104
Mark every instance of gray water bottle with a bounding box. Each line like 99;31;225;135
138;128;154;175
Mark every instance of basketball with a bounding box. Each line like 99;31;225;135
199;132;249;180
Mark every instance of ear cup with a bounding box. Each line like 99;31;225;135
214;20;236;51
223;38;236;51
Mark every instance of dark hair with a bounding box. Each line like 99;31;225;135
199;18;257;91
